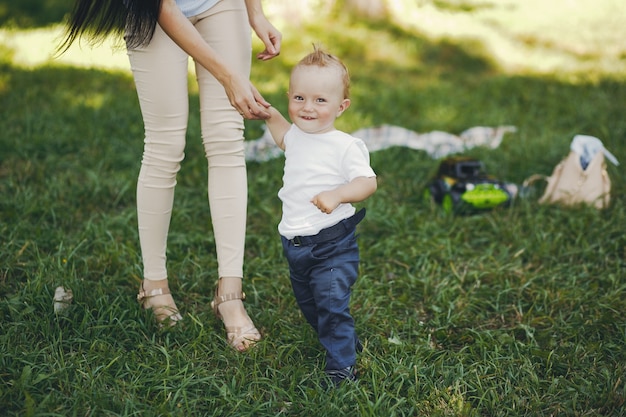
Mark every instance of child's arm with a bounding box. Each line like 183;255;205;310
311;176;377;214
265;106;291;150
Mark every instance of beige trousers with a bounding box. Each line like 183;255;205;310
127;0;251;281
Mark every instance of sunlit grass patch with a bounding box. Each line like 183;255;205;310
385;0;626;79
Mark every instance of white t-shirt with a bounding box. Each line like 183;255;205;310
278;125;376;239
176;0;219;17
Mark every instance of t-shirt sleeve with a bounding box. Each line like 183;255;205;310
344;139;376;181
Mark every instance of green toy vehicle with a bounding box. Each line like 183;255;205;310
424;156;515;214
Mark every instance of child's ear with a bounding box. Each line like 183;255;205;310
337;99;351;117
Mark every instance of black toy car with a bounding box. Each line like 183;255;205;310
424;156;515;214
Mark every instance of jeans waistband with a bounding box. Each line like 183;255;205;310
287;208;366;247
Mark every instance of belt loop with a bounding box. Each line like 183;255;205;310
292;236;302;247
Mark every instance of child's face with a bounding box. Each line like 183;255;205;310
287;65;350;134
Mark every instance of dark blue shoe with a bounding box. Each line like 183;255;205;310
355;336;363;353
325;366;357;388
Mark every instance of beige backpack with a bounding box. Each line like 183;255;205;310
523;135;618;210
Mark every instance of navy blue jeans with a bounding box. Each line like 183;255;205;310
281;224;360;371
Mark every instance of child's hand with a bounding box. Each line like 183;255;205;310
311;191;341;214
311;177;377;214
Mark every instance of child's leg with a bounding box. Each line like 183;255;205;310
290;272;319;332
308;232;360;371
281;237;319;331
282;231;361;371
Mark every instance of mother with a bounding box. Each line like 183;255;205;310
61;0;281;351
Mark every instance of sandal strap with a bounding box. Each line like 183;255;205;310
225;325;261;351
224;325;258;335
212;291;246;308
137;287;172;302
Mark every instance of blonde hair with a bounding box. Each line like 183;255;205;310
294;45;351;99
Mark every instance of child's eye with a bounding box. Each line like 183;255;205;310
316;98;327;103
294;95;304;101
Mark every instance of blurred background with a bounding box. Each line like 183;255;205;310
2;0;625;76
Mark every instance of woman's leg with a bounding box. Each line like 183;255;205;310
128;23;190;323
193;0;259;349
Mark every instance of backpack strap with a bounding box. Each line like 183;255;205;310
522;174;547;188
520;174;548;199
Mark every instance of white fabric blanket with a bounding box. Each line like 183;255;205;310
244;125;517;162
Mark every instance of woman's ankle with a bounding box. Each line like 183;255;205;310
217;276;243;296
142;278;170;291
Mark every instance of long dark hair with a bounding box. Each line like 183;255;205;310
58;0;162;52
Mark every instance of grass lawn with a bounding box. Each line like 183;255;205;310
1;1;625;415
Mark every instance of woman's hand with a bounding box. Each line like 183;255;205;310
223;72;272;120
245;0;282;61
251;17;282;61
158;0;279;119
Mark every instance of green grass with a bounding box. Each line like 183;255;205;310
1;1;625;416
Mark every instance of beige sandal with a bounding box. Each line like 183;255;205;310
211;290;261;351
137;282;182;327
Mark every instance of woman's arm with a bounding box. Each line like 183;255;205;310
157;0;277;119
